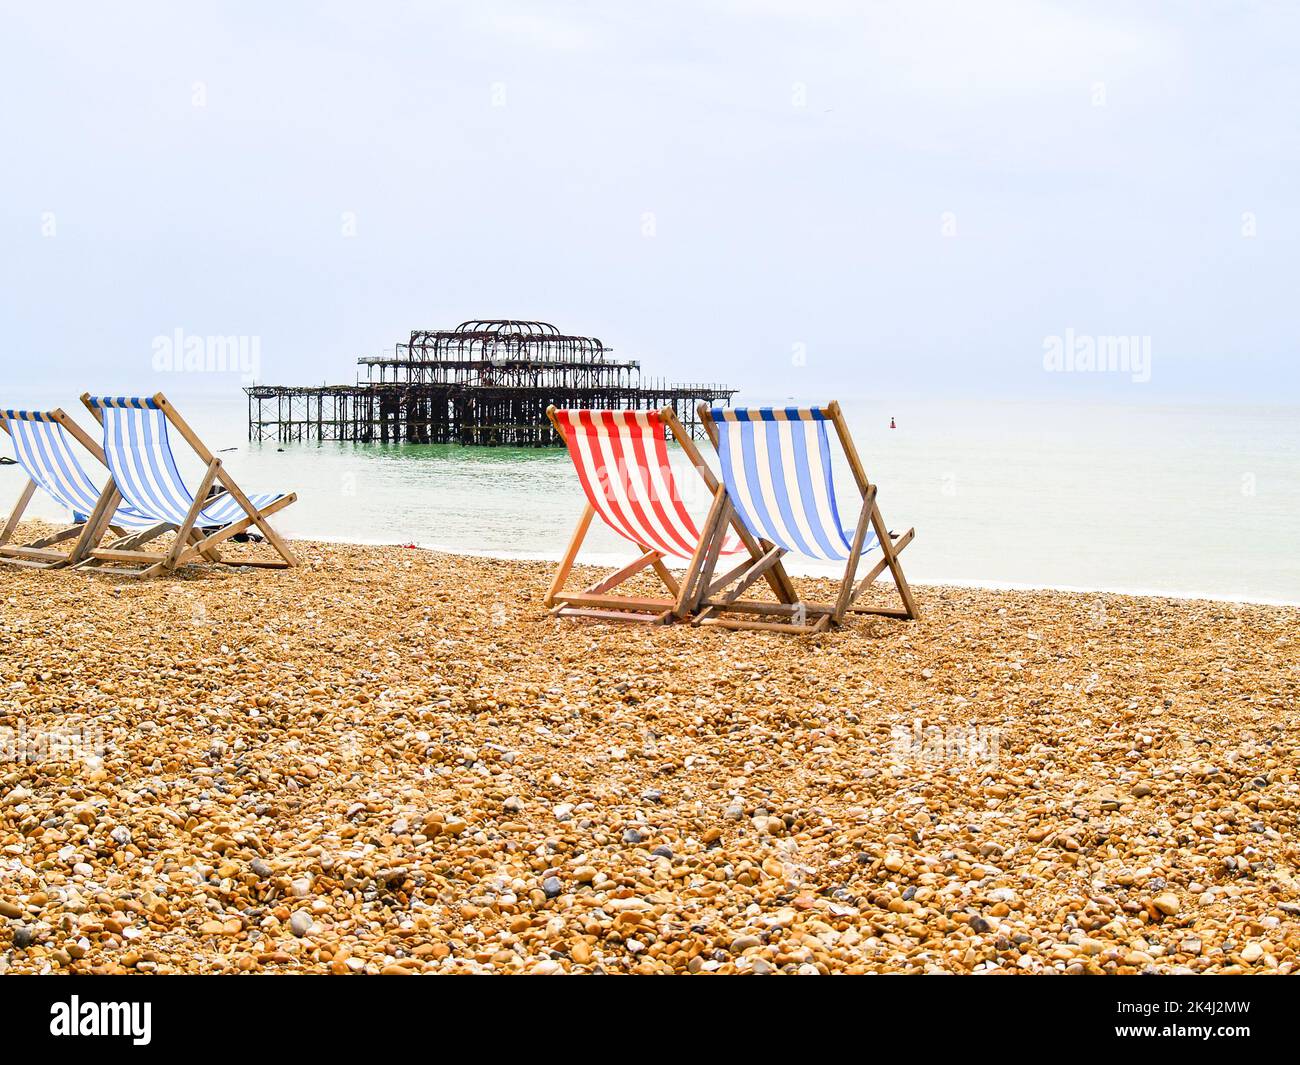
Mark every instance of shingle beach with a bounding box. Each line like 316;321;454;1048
2;526;1296;974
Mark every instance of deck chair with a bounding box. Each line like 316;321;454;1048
76;393;299;577
544;406;799;624
0;408;168;569
690;402;918;633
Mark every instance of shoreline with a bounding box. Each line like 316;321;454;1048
319;533;1300;609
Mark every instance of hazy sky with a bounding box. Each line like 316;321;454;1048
1;1;1295;403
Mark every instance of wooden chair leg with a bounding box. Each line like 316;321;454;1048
650;557;680;597
847;528;915;610
212;470;299;566
866;502;918;619
688;498;734;623
165;460;222;569
675;485;728;618
1;480;37;545
67;482;124;564
546;504;595;607
832;486;876;622
828;402;918;621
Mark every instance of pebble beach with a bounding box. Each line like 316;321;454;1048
1;524;1297;975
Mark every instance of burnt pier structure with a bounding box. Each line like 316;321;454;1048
246;320;736;446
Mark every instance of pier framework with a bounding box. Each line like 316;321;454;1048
246;320;735;446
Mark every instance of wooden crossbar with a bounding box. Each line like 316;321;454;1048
549;591;678;612
90;548;167;563
715;546;784;607
0;544;72;561
700;615;832;635
584;550;660;594
706;407;831;422
554;607;674;625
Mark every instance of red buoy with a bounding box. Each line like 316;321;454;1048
889;417;896;429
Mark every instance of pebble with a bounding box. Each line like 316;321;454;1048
542;877;563;899
1154;894;1180;916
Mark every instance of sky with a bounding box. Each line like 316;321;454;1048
1;0;1296;404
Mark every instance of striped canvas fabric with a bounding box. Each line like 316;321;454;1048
554;409;739;560
706;407;878;562
87;397;285;527
2;411;156;528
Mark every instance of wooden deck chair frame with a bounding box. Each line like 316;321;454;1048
689;401;919;634
0;408;169;570
543;405;800;625
76;392;299;578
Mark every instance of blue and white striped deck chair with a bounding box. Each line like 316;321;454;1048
692;402;918;632
78;393;299;577
0;408;163;569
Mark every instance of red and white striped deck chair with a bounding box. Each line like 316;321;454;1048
544;406;794;624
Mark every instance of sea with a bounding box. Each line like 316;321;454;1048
3;388;1297;604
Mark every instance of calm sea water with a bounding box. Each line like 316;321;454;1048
4;388;1298;603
